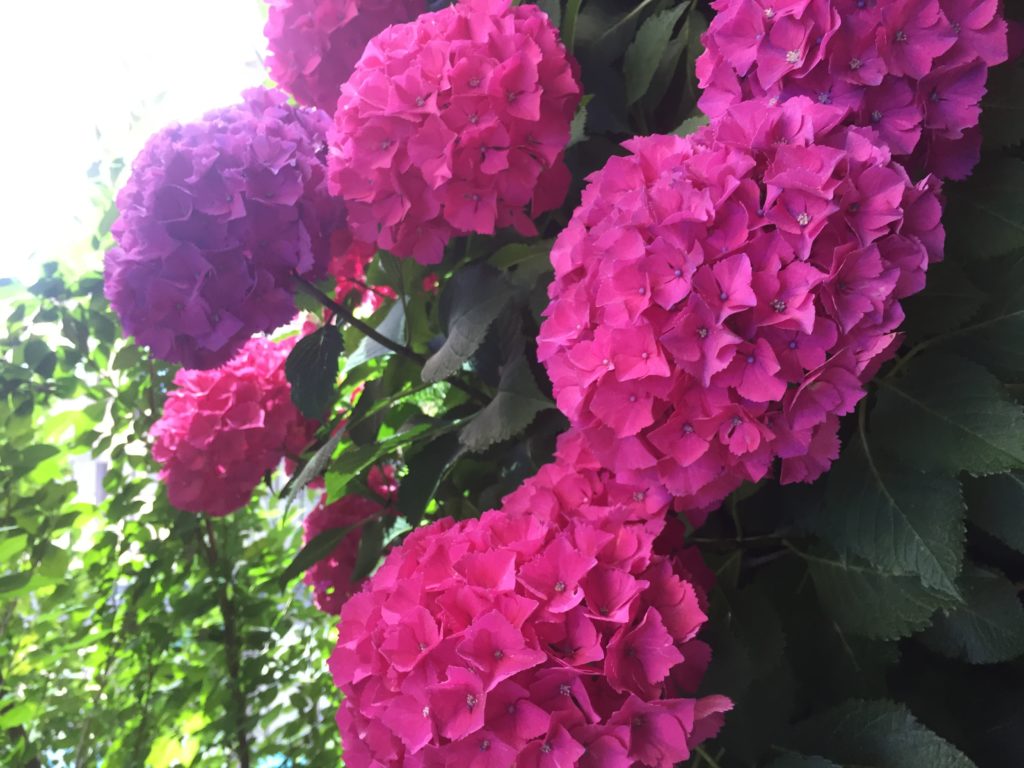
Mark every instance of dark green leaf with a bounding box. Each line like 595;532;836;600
623;3;689;105
422;264;518;383
981;59;1024;149
398;432;463;526
945;158;1024;260
285;325;344;419
459;355;553;452
766;756;841;768
536;0;561;27
816;438;964;596
285;429;345;507
920;565;1024;664
901;259;985;342
23;339;57;378
352;518;385;581
673;113;709;136
277;521;361;587
964;471;1024;553
873;353;1024;475
805;548;957;639
788;699;977;768
950;266;1024;375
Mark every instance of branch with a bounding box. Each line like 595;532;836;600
294;274;491;405
200;518;251;768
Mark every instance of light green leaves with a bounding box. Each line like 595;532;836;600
624;2;689;105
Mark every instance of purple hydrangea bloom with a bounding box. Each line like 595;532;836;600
105;87;346;369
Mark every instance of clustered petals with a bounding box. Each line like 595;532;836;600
151;336;317;516
538;98;943;514
327;0;582;264
696;0;1009;179
330;432;730;767
303;465;398;613
265;0;425;112
105;88;345;369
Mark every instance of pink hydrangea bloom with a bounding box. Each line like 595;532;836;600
538;98;944;515
303;466;397;613
151;336;317;516
329;431;730;766
265;0;425;112
696;0;1009;179
327;0;582;264
105;88;346;370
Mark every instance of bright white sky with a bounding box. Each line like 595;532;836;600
0;0;269;283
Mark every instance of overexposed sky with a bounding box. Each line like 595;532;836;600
0;0;269;282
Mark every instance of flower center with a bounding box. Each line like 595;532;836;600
466;694;478;711
796;212;811;227
895;30;908;42
849;57;862;70
785;49;801;63
554;580;567;593
771;299;787;312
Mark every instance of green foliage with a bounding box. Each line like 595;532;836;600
285;324;343;418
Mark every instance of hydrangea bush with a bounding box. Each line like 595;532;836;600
105;88;345;369
539;96;943;513
327;0;582;263
80;0;1024;767
150;336;317;516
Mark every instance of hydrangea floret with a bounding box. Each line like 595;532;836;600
105;88;345;369
330;432;730;767
696;0;1009;179
538;97;944;514
327;0;582;264
151;336;317;516
265;0;425;112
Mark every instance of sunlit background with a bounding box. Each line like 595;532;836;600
0;0;269;283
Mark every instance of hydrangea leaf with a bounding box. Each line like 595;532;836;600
901;259;985;342
981;59;1024;149
945;159;1024;260
397;432;463;527
421;265;518;384
964;471;1024;553
352;517;386;582
343;300;407;374
673;113;709;137
766;756;841;768
920;565;1024;664
459;355;553;452
873;353;1024;475
815;439;964;596
788;700;977;768
624;3;689;105
951;267;1024;376
276;517;360;588
805;548;957;640
284;429;345;508
285;325;344;420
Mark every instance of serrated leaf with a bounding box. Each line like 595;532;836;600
816;438;964;596
901;259;985;341
805;548;957;639
920;565;1024;664
343;300;406;374
397;432;463;527
568;94;593;148
277;520;360;588
352;517;385;581
789;700;976;768
873;353;1024;475
422;265;518;383
285;326;344;419
945;158;1024;260
672;113;709;137
767;756;841;768
964;471;1024;553
459;355;553;452
623;3;689;105
950;268;1024;375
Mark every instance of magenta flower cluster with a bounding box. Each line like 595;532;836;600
151;336;317;516
696;0;1009;179
330;432;730;767
304;465;398;614
327;0;582;264
105;88;345;370
538;97;944;514
265;0;424;112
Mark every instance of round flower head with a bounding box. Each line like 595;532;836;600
105;88;346;369
696;0;1009;179
538;97;944;514
329;431;730;768
265;0;425;112
151;336;317;516
303;466;397;613
327;0;582;264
